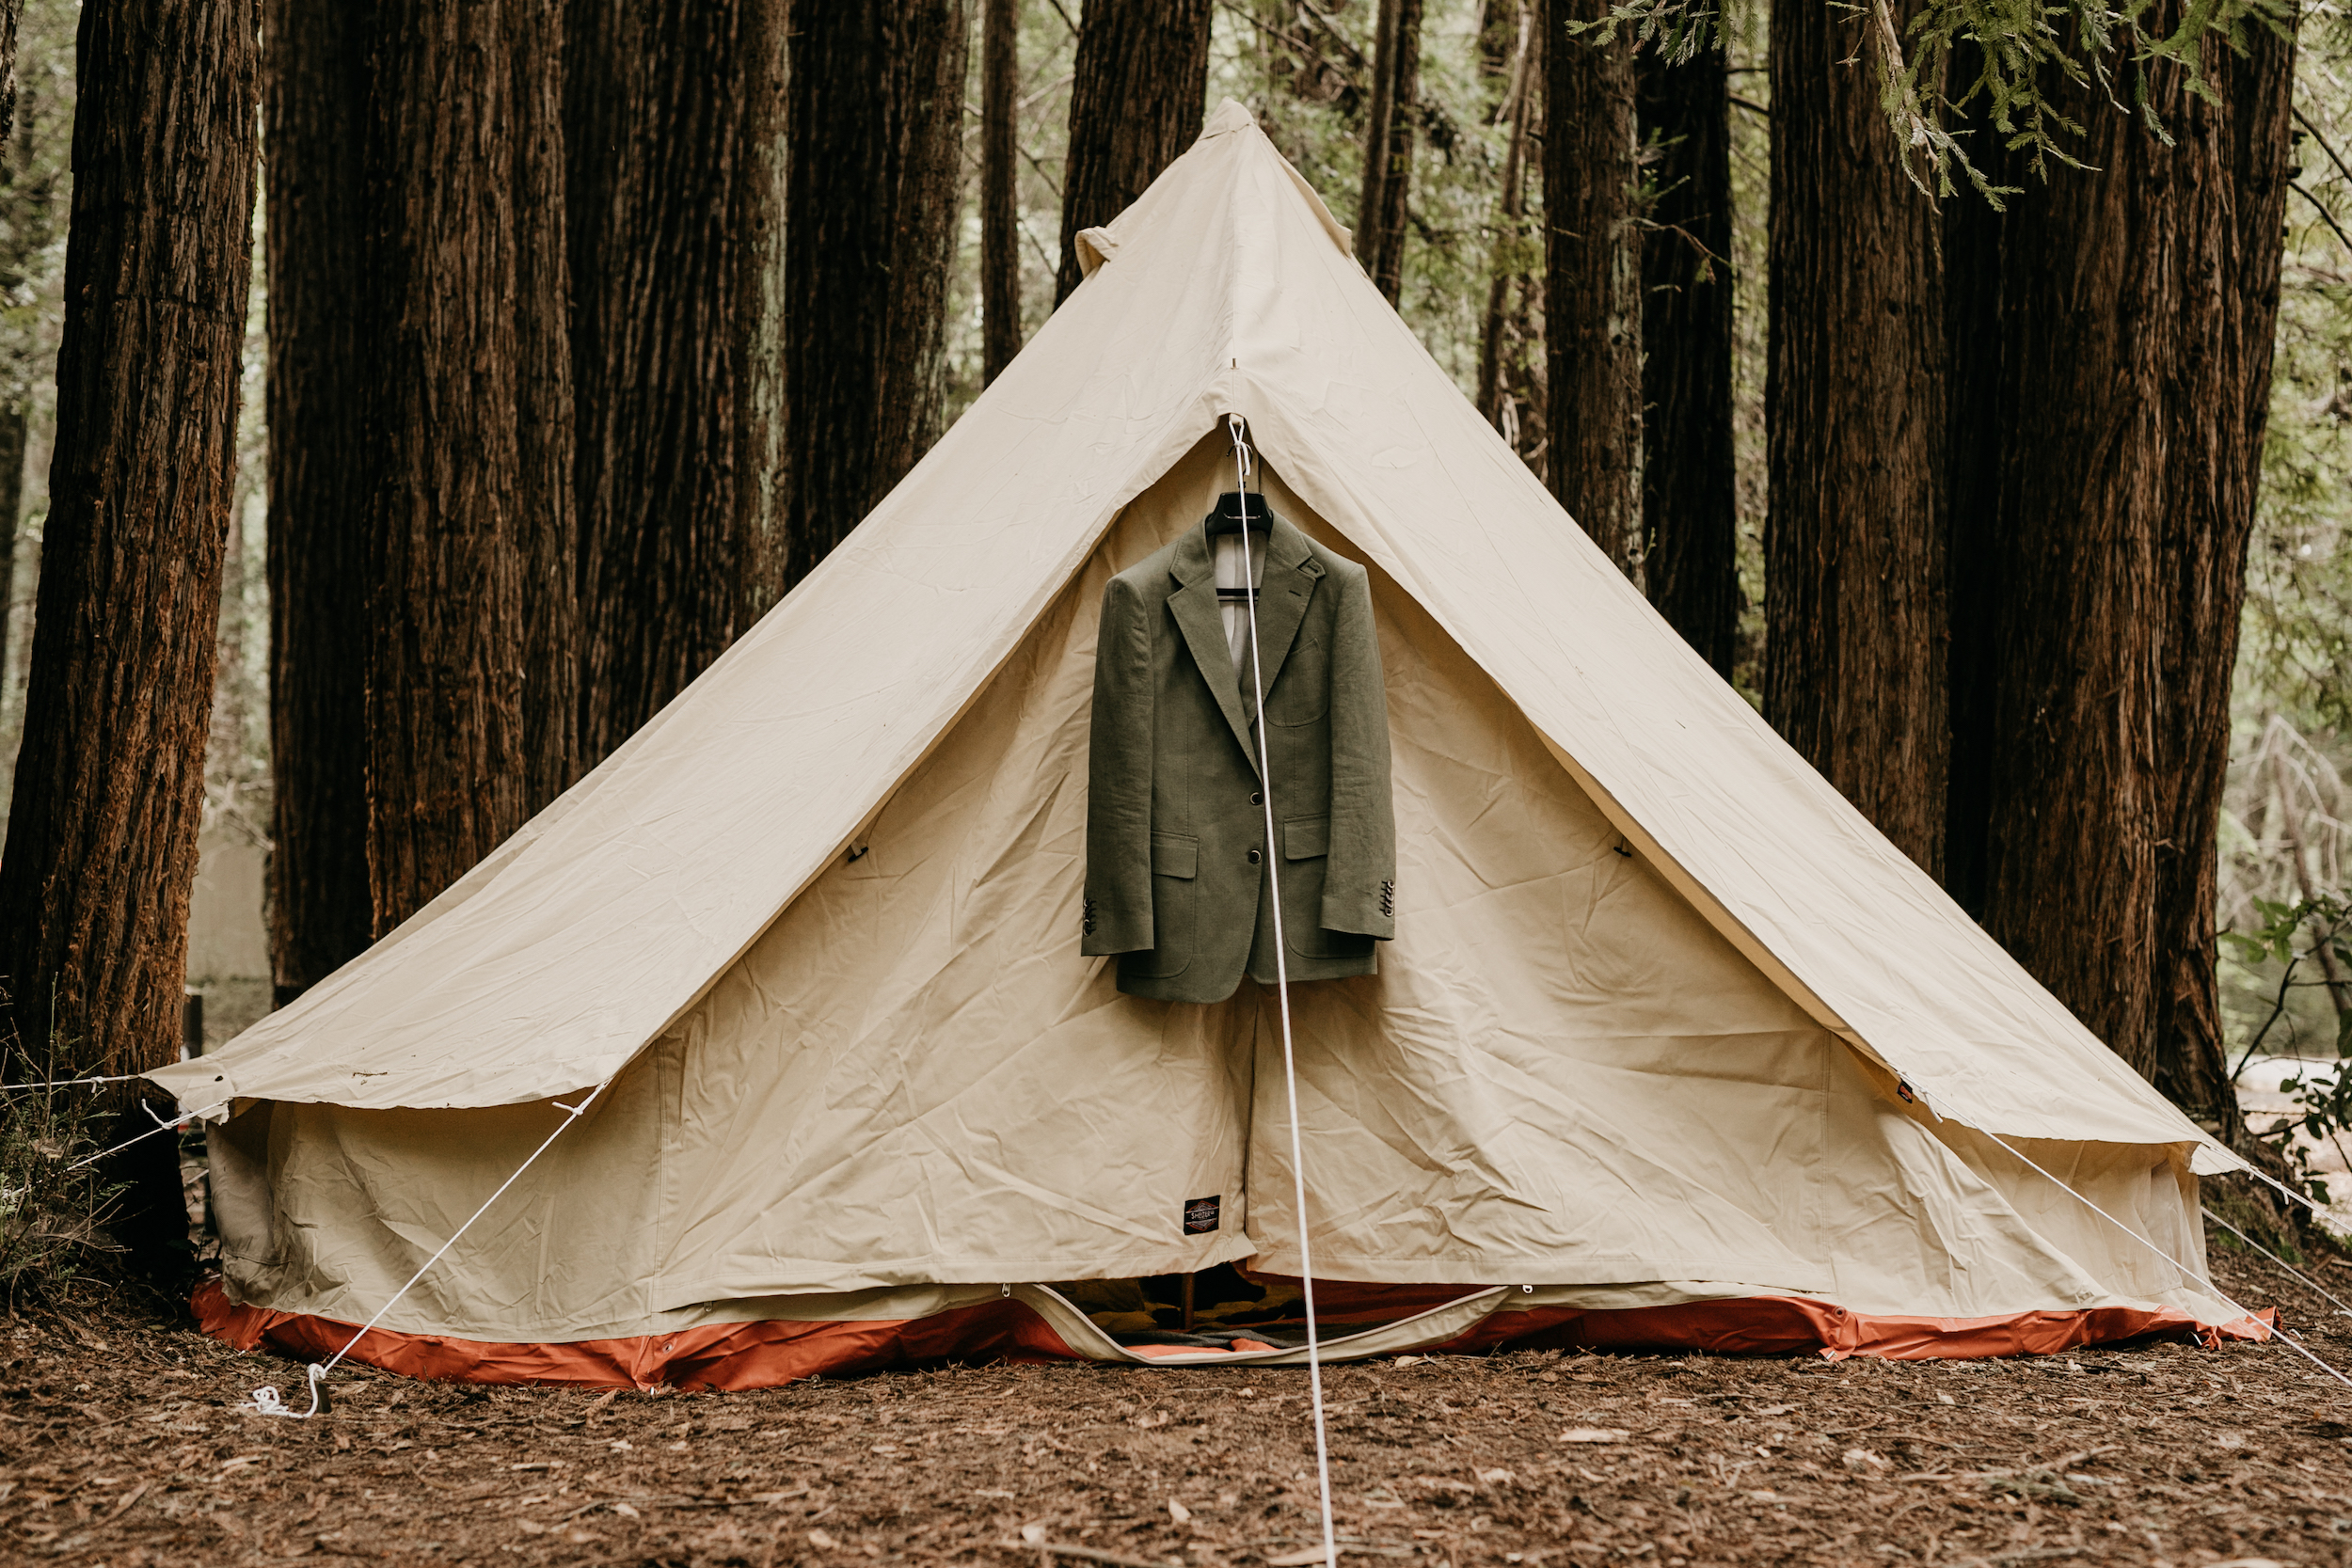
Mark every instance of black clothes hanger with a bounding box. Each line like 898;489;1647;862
1205;488;1270;537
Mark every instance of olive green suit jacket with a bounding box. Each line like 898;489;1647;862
1081;505;1396;1004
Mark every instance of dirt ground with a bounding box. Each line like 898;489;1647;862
6;1236;2352;1568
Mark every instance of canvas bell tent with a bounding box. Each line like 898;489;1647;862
155;101;2260;1389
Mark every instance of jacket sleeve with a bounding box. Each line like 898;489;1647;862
1319;560;1396;940
1082;574;1155;955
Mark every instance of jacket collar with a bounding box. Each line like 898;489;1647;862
1165;504;1324;776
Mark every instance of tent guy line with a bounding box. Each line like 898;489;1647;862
2200;1204;2352;1317
63;1098;232;1173
1978;1126;2352;1391
1230;411;1340;1568
247;1081;614;1420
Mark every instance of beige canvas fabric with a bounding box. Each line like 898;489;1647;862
171;101;2240;1346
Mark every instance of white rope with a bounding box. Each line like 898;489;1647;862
247;1081;611;1418
0;1072;146;1094
1972;1125;2352;1391
63;1098;232;1172
2244;1160;2333;1220
2200;1202;2352;1317
1229;414;1339;1568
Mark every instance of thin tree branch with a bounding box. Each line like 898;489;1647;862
2292;180;2352;255
2292;102;2352;190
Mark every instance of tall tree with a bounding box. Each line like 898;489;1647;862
0;0;257;1256
1763;0;1947;877
981;0;1021;384
565;0;786;767
263;0;373;1004
782;0;967;588
1053;0;1213;306
1636;43;1738;676
361;0;577;934
1356;0;1422;303
1944;24;2296;1136
1542;0;1641;575
1475;0;1544;470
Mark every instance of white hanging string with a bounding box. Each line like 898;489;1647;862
1972;1124;2352;1391
1228;413;1340;1568
248;1081;612;1418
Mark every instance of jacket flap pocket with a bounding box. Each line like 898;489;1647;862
1151;833;1199;879
1282;816;1330;860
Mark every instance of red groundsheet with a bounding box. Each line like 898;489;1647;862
193;1280;2269;1390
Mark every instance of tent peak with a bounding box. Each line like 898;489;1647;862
1202;99;1258;137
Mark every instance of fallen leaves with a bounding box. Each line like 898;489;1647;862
1557;1427;1633;1444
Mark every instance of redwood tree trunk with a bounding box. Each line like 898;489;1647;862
0;0;257;1260
1356;0;1422;304
566;0;785;767
1637;42;1738;676
510;0;578;810
1542;0;1641;576
1764;0;1947;877
361;0;576;934
1475;2;1536;429
1944;24;2294;1133
1053;0;1212;306
981;0;1021;384
263;0;373;1004
782;0;967;588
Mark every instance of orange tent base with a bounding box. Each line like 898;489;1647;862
192;1280;2271;1392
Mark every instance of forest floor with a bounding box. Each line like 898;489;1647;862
4;1236;2352;1568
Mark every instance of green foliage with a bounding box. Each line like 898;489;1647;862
2223;891;2352;1198
0;1047;128;1310
1575;0;2290;200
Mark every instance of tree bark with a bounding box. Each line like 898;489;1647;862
360;0;577;934
0;0;19;166
566;0;786;768
782;0;967;589
0;404;24;710
1542;0;1641;577
1477;2;1534;423
263;0;373;1005
1637;42;1738;677
0;0;257;1262
1053;0;1213;307
510;0;577;811
1764;0;1947;877
1357;0;1422;303
981;0;1021;384
1943;23;2294;1135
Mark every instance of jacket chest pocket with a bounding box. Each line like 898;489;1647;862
1268;636;1328;726
1131;832;1196;978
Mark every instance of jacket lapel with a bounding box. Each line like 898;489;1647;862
1238;513;1318;707
1166;527;1263;774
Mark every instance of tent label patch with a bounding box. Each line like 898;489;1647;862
1183;1196;1221;1234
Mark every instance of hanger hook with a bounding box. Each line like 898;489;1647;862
1226;414;1252;482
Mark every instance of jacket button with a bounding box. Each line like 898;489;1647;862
1250;791;1263;806
1247;848;1262;864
